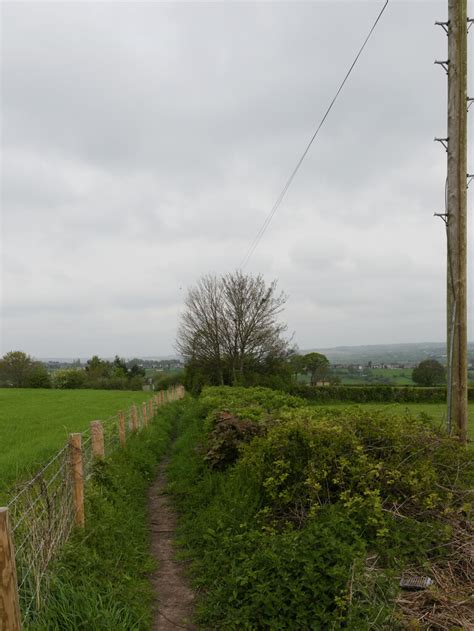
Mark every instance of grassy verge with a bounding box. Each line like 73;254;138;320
316;402;474;440
25;401;181;631
0;388;157;492
167;388;473;630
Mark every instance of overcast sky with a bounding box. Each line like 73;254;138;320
1;0;473;358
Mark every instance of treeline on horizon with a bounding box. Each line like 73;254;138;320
0;351;183;391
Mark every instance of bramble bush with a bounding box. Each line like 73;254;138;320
199;385;302;423
168;387;473;629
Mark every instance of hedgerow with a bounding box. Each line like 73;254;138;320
168;387;473;629
289;384;474;403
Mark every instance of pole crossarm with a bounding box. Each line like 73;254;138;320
435;20;450;35
434;212;449;225
435;59;450;73
434;136;449;151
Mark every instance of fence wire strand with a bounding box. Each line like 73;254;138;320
4;389;184;625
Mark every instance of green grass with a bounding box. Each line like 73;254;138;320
26;401;178;630
315;401;474;440
0;388;155;493
335;368;415;385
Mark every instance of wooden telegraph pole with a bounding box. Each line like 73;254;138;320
436;1;469;442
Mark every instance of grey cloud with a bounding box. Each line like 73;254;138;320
1;0;470;357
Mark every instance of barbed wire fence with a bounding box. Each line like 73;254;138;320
0;385;185;630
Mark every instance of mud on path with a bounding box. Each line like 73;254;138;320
149;457;196;630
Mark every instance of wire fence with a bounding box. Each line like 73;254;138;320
1;386;185;628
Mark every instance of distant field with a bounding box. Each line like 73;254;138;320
337;367;415;385
318;401;474;440
0;388;155;495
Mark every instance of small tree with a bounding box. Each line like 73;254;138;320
52;368;87;389
412;359;446;387
302;352;330;386
177;271;290;389
0;351;50;388
288;354;306;381
26;362;51;388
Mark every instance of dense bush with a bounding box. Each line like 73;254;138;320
204;411;265;469
412;359;446;386
153;369;185;391
0;351;51;388
289;383;469;403
168;388;473;629
199;385;303;422
51;368;88;389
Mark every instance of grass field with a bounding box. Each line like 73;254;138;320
0;388;155;494
336;367;415;385
318;401;474;440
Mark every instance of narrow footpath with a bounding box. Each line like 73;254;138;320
149;456;196;630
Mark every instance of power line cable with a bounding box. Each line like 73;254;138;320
239;0;390;269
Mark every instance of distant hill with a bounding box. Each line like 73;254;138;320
301;342;474;366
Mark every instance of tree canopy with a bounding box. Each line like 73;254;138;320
301;352;331;385
0;351;51;388
177;272;291;390
412;359;446;387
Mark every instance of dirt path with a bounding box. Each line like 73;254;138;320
149;457;196;630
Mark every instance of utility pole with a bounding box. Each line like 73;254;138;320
436;1;469;443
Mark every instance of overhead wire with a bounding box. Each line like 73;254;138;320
239;0;390;269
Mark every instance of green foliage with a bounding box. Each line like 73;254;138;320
199;385;303;424
289;383;465;403
81;355;145;390
241;407;472;540
51;368;87;389
25;362;52;388
0;351;51;388
167;389;473;630
301;352;330;385
184;356;294;394
412;359;446;387
27;404;176;630
153;369;185;391
288;353;306;378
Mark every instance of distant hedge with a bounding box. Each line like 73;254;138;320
289;384;474;403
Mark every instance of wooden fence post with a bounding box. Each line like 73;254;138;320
69;433;85;528
0;508;21;631
131;405;138;432
118;411;125;448
90;421;105;460
148;399;154;419
142;402;148;427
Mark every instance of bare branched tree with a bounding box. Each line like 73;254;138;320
176;271;290;386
